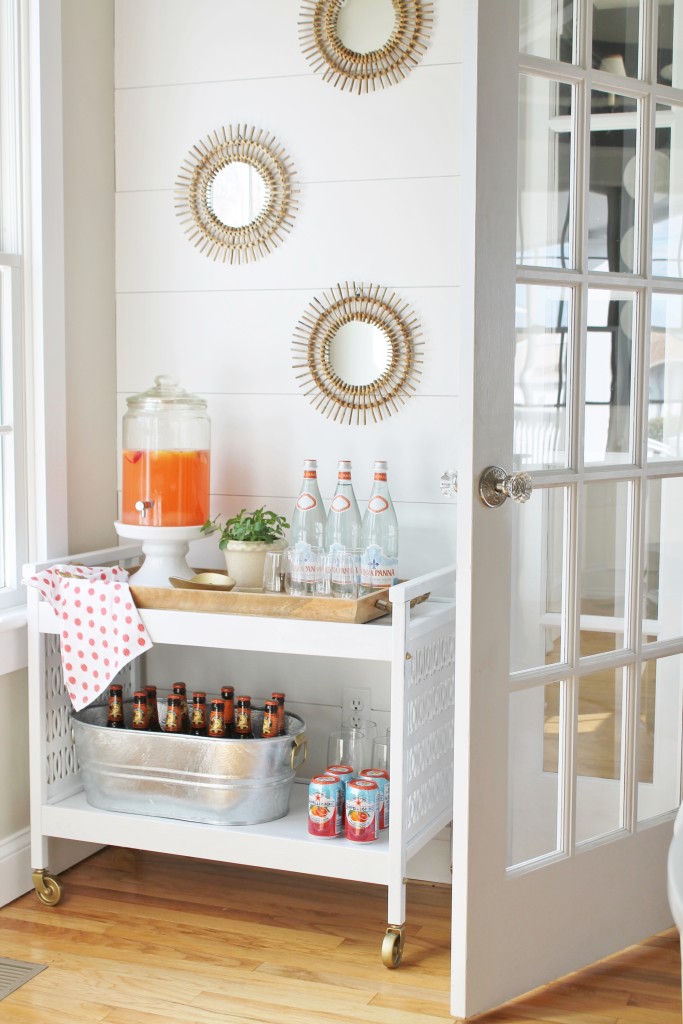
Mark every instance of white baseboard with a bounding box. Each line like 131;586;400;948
0;828;102;908
0;828;32;907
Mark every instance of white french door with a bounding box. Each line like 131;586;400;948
452;0;683;1016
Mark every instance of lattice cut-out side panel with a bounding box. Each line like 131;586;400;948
404;625;455;841
43;635;134;801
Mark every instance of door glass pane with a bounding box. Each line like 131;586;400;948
520;0;573;62
517;75;573;268
580;480;629;656
514;285;570;470
588;91;639;274
592;0;641;80
638;653;683;823
648;293;683;460
643;477;683;644
576;668;624;843
511;487;566;673
657;2;681;88
508;683;562;867
651;104;683;279
585;289;636;465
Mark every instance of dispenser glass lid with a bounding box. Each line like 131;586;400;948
126;375;207;411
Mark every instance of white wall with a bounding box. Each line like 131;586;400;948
113;0;461;882
114;0;460;578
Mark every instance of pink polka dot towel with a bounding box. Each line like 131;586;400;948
27;564;153;712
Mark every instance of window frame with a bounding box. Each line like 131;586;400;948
0;0;28;614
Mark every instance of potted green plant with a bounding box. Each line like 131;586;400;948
201;507;290;589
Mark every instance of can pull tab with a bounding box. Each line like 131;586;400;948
134;500;154;519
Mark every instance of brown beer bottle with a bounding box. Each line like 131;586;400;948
234;695;254;739
164;694;183;734
262;699;280;738
106;683;125;728
172;682;189;733
207;699;226;738
272;692;286;736
131;691;149;730
190;692;207;736
144;685;161;732
220;685;235;738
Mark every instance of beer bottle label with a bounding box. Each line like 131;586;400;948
191;707;206;730
208;707;225;736
132;705;147;729
109;698;123;722
165;707;180;732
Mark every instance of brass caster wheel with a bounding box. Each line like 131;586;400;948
381;926;405;968
32;869;63;907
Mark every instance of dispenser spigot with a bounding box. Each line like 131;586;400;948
134;500;154;519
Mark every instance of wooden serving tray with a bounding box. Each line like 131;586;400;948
129;573;427;624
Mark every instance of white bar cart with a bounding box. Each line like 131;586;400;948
25;547;456;967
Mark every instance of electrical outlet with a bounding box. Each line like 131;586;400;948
342;686;372;728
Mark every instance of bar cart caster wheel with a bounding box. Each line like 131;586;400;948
382;926;405;968
32;869;63;907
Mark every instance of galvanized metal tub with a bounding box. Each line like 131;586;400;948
71;702;307;826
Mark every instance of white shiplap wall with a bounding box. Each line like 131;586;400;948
114;0;460;879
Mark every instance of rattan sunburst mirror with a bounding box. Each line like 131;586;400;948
299;0;433;93
292;282;423;425
175;124;298;264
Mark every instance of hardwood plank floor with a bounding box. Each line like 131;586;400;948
0;847;678;1023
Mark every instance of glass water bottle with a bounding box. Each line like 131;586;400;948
360;460;399;591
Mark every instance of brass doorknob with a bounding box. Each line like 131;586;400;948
479;466;533;508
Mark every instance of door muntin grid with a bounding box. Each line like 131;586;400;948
509;0;683;871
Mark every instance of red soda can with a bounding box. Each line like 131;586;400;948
326;764;355;784
308;774;343;838
360;768;390;829
345;777;379;842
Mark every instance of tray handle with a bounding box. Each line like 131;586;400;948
374;590;431;613
290;733;308;771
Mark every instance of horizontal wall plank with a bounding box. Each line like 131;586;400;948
116;287;459;398
115;177;459;293
115;64;461;192
172;498;456;583
116;393;458;504
115;0;462;89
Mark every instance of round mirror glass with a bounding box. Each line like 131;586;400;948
335;0;396;54
207;162;268;229
328;321;391;386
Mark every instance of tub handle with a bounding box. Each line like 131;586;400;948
291;733;308;771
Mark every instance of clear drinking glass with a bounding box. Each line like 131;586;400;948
330;550;358;599
371;736;390;772
326;727;366;775
316;553;332;596
286;544;324;596
262;549;288;593
342;718;377;769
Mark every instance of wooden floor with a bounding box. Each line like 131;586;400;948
0;847;679;1023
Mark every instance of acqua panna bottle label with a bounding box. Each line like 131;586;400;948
296;492;318;512
330;494;351;514
367;495;389;514
360;544;398;588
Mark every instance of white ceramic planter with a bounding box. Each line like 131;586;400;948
224;538;287;590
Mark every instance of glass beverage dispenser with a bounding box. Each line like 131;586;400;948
121;375;210;528
115;376;210;587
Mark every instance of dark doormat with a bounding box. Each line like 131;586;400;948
0;958;47;1000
